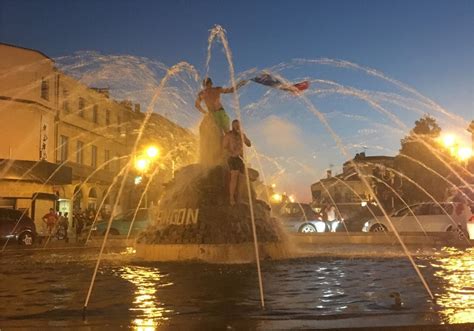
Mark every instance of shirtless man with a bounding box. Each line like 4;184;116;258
42;208;58;235
223;119;251;205
195;77;247;134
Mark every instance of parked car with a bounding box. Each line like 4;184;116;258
362;202;472;233
0;208;37;245
342;204;385;232
276;203;328;233
94;208;149;236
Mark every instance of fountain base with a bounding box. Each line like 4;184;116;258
135;242;291;264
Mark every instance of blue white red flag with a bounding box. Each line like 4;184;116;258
250;73;310;93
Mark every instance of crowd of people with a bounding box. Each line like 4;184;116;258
41;207;110;243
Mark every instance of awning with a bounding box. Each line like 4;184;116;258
0;159;72;185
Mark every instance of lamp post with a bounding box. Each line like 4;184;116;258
134;145;160;208
439;133;473;166
468;121;474;150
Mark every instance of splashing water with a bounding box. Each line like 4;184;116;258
3;23;473;326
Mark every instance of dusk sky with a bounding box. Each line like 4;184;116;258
1;0;472;200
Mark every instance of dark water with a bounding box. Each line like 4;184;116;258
0;246;473;330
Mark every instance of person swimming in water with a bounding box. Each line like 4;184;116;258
195;77;247;134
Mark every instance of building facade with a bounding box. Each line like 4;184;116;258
0;43;196;233
311;153;396;207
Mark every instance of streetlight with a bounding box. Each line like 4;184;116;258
439;133;473;163
271;193;282;203
441;134;456;148
134;158;150;172
146;146;159;159
457;147;472;162
134;145;161;208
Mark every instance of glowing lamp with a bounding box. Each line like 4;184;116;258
134;176;143;185
146;146;159;159
441;134;456;148
271;193;282;203
135;158;149;172
457;147;472;161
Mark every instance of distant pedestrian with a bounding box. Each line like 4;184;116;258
57;212;69;242
76;212;85;242
325;204;338;232
42;208;58;235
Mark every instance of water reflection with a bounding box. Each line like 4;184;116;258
118;266;174;330
431;247;474;324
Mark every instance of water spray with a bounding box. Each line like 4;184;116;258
207;25;265;309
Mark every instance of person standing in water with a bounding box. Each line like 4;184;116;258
223;119;251;205
195;77;247;134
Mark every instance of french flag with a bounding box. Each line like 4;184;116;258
251;73;310;93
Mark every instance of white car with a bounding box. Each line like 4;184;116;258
276;203;329;233
362;202;471;233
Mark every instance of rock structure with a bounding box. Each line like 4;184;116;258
137;164;283;245
137;112;285;249
199;112;224;167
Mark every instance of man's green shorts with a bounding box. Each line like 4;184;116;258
211;108;230;132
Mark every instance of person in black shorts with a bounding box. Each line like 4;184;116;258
228;155;245;173
223;120;251;205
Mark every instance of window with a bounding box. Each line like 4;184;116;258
281;204;302;217
432;204;454;215
412;204;430;216
116;153;121;171
344;192;354;202
91;145;97;168
62;101;70;113
41;79;49;100
312;190;322;201
104;149;110;170
58;135;69;162
62;89;69;113
78;98;85;118
92;105;98;124
393;207;410;217
76;141;84;164
106;109;110;126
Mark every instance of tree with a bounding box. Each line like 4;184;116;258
411;115;441;136
394;115;453;203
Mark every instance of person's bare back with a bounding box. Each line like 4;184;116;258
195;77;248;134
198;87;224;112
195;77;247;114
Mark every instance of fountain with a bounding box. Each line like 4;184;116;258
135;112;290;263
2;23;473;329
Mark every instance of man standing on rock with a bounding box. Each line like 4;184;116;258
223;119;251;205
195;77;247;134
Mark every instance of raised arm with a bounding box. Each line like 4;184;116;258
220;80;248;94
194;92;206;114
243;134;251;147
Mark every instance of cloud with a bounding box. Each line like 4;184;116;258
256;115;306;153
